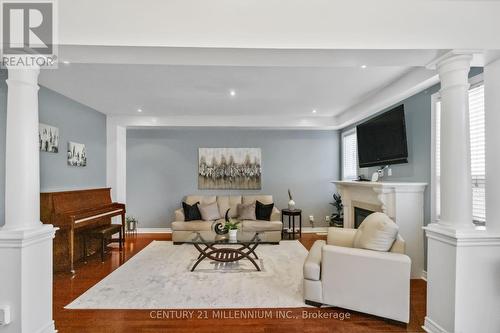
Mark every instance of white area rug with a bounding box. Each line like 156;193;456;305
66;240;308;309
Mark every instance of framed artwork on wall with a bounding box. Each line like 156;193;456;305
39;123;59;153
198;148;262;190
67;141;87;167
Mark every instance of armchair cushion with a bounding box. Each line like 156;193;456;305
353;212;399;252
304;240;325;281
327;227;356;247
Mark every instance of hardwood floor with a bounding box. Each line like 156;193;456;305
53;233;426;333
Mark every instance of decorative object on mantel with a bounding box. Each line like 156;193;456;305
198;148;261;190
287;189;296;210
67;141;87;167
39;123;59;153
125;216;138;235
330;193;344;227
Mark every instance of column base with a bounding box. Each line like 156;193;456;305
423;223;500;333
0;224;56;333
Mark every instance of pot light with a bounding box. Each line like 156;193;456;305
137;108;143;113
229;90;236;97
62;60;70;65
312;109;317;114
360;65;367;69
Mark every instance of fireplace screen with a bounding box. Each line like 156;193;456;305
354;207;375;228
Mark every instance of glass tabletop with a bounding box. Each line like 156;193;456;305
177;231;275;245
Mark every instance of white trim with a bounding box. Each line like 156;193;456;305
430;91;440;224
137;228;172;234
421;270;427;281
423;316;449;333
302;227;328;233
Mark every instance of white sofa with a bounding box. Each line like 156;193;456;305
303;225;411;323
172;195;282;243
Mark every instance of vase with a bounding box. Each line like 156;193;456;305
288;199;296;210
229;229;238;241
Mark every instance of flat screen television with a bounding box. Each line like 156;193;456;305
356;105;408;168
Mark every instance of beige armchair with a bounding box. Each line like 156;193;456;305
303;225;411;323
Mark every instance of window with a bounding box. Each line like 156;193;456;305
342;129;358;180
432;76;485;223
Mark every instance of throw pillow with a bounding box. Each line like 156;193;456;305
353;212;399;252
182;201;202;221
237;202;256;220
255;200;274;221
199;202;221;221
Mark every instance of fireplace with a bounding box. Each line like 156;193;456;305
354;207;375;229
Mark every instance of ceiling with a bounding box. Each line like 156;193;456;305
39;64;411;118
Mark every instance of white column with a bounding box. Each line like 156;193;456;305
484;58;500;232
106;118;126;225
436;54;473;228
4;68;42;230
423;53;500;333
0;67;56;333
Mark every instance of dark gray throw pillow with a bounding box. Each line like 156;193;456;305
182;201;202;221
256;200;274;221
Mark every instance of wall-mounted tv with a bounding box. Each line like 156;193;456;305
356;105;408;168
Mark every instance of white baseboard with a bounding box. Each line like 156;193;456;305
422;270;427;281
423;316;449;333
137;228;172;234
302;227;328;234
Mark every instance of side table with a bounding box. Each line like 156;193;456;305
281;208;302;239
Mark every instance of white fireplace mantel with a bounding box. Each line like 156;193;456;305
332;180;427;278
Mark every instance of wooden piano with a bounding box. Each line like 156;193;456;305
40;188;126;273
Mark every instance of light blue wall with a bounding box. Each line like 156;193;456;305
0;73;107;226
127;128;340;228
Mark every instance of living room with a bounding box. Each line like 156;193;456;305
1;2;500;333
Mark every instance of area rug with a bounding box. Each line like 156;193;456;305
66;240;308;309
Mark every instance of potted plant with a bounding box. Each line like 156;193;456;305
224;219;241;240
126;216;138;233
329;193;344;227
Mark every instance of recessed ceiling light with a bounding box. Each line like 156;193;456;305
137;108;143;113
361;65;367;69
312;109;317;114
62;60;70;65
229;90;236;97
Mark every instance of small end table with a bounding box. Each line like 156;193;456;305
282;208;302;239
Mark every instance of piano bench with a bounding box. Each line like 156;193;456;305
83;224;123;263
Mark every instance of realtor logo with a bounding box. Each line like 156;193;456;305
1;0;57;68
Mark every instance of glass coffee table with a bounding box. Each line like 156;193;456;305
178;231;274;272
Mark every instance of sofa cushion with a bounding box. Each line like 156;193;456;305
182;202;202;221
353;212;399;252
242;195;273;205
185;195;216;206
237;202;256;220
255;200;274;221
242;220;282;232
199;202;221;221
217;196;242;218
171;221;213;231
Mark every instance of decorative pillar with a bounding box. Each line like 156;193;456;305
485;57;500;233
423;53;500;333
437;54;473;228
0;67;56;333
106;119;126;224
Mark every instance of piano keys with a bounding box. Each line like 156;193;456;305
40;188;126;273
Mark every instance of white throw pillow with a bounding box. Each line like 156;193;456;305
198;202;221;221
353;212;399;252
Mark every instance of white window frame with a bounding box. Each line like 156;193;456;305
430;73;484;223
341;128;358;180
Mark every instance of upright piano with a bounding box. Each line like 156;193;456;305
41;188;126;273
